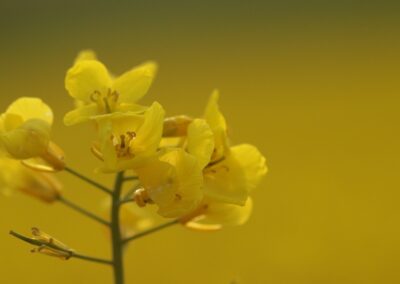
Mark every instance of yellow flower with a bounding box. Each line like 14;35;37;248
203;144;267;205
0;97;65;172
64;50;157;126
92;102;165;172
182;198;253;231
187;91;267;205
134;148;204;218
0;158;62;203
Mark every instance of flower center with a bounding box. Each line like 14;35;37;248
91;89;119;113
111;131;136;158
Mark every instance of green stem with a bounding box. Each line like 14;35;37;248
120;184;139;205
123;176;138;182
122;219;179;245
9;230;112;265
65;166;113;195
111;172;125;284
58;196;110;227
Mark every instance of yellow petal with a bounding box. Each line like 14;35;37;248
96;118;118;170
63;103;99;126
0;158;21;195
203;144;267;205
185;198;253;230
0;119;51;159
204;90;229;161
187;119;214;169
22;141;65;172
0;159;61;202
19;171;62;203
116;103;148;113
163;115;193;137
204;90;226;132
137;149;204;218
5;97;53;126
74;49;97;63
230;144;267;192
65;60;112;102
130;102;165;155
159;137;185;149
1;113;24;132
113;61;158;104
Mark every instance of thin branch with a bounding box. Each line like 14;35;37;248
9;231;112;265
58;196;110;227
64;166;113;195
122;219;179;245
123;176;138;182
120;183;140;204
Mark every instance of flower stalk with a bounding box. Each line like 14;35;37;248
111;171;125;284
57;196;110;226
64;166;113;195
122;219;179;245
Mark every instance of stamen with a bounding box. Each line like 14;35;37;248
111;131;137;158
120;135;126;149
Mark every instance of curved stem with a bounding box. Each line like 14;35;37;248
58;196;110;227
122;219;179;245
70;252;113;265
111;172;125;284
9;230;112;265
64;166;113;195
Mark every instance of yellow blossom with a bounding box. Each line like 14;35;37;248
0;158;62;203
187;91;267;205
202;144;267;205
0;97;65;172
92;102;165;172
134;148;204;218
64;50;157;126
182;198;253;231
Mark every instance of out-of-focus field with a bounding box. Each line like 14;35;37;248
0;1;399;283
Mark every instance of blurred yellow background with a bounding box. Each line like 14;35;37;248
1;1;399;283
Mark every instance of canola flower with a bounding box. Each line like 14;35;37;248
0;97;65;171
64;50;157;126
3;50;268;284
92;102;165;172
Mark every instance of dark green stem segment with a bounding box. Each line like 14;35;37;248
122;219;179;245
58;196;110;227
111;172;125;284
120;184;140;205
9;230;112;265
65;166;113;195
123;176;138;182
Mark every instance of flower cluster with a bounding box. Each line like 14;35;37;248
2;50;268;284
1;50;267;232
